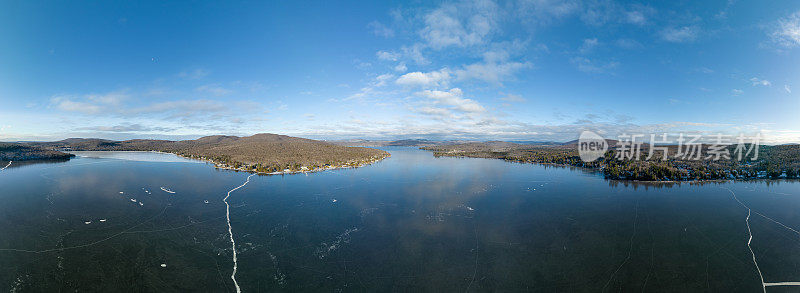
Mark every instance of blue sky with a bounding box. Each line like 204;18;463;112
1;0;799;143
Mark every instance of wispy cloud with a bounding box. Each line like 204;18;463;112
514;0;579;26
668;98;690;105
660;26;699;43
415;106;454;120
76;123;175;133
376;50;400;61
579;38;599;54
615;38;643;49
128;99;229;118
396;69;452;87
581;2;654;26
750;77;772;87
695;67;714;74
196;84;233;96
344;73;397;101
419;0;498;49
178;68;210;80
501;93;526;103
771;11;800;48
86;91;127;106
400;44;428;65
625;10;647;25
50;87;265;127
50;91;129;115
416;88;486;113
570;57;618;73
51;97;103;114
455;60;530;85
368;21;395;38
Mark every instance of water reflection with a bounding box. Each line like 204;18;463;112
69;151;202;163
1;148;800;292
0;158;71;169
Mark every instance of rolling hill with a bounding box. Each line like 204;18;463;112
24;133;389;173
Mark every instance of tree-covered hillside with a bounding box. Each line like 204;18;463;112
423;142;800;181
0;143;75;161
24;133;389;173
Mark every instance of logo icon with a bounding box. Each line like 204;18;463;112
578;131;607;162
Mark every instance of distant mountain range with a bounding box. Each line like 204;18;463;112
329;138;453;147
329;138;578;147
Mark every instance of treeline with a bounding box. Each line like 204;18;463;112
0;143;75;161
422;142;800;181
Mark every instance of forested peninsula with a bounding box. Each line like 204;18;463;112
17;133;389;174
0;143;75;161
422;141;800;181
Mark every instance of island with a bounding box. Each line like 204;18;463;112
422;141;800;181
21;133;390;174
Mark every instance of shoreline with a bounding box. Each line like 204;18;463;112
66;150;391;176
432;153;799;184
57;148;799;183
169;151;391;176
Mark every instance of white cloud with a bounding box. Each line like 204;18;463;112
86;92;127;106
368;21;395;38
76;123;174;133
196;84;233;96
625;10;646;25
580;2;654;26
276;102;288;111
380;45;427;65
344;74;396;101
660;26;699;43
750;77;772;87
570;57;618;73
376;50;400;61
695;67;714;74
52;94;240;121
298;114;800;144
51;96;103;114
131;99;228;116
455;60;530;85
416;88;486;113
419;0;498;49
579;38;599;54
50;91;130;115
374;73;395;87
772;11;800;48
501;93;526;102
355;61;372;69
394;63;407;72
178;69;210;79
615;38;643;49
515;0;580;25
452;44;531;85
416;106;454;119
396;69;452;87
732;89;744;96
785;84;792;93
401;44;428;65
